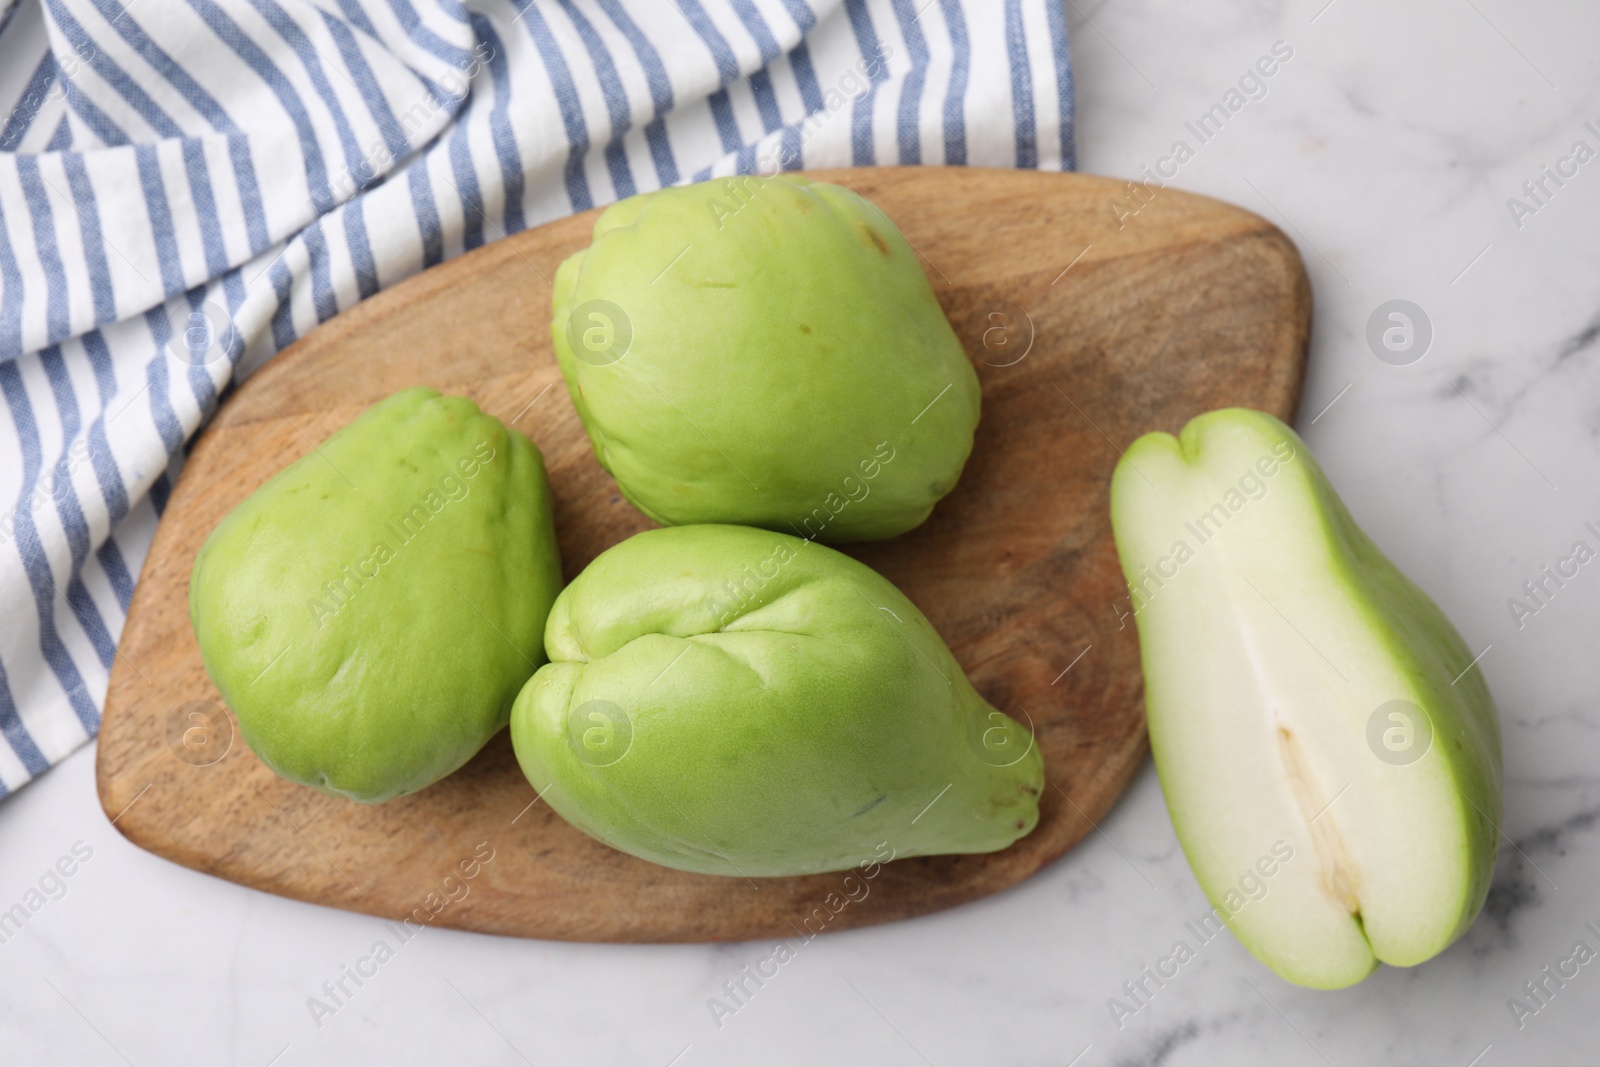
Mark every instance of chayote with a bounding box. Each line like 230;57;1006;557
190;387;562;803
550;175;981;543
509;524;1042;877
1111;408;1502;988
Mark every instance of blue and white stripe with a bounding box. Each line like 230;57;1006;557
0;0;1074;796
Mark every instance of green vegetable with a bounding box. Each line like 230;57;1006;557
1110;408;1502;988
550;175;980;542
190;387;562;802
510;525;1041;876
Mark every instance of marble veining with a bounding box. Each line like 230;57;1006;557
5;1;1600;1064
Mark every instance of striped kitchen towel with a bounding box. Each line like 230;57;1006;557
0;0;1074;796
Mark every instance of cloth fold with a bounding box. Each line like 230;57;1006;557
0;0;1074;796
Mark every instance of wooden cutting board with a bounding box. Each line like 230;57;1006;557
96;167;1308;942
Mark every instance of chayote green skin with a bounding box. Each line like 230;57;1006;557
190;388;562;803
550;175;981;543
509;524;1042;877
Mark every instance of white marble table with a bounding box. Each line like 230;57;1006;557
4;2;1598;1063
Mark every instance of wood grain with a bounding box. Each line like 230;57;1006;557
96;167;1309;942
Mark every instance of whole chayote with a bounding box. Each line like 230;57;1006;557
190;388;562;802
551;175;981;543
509;524;1042;877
